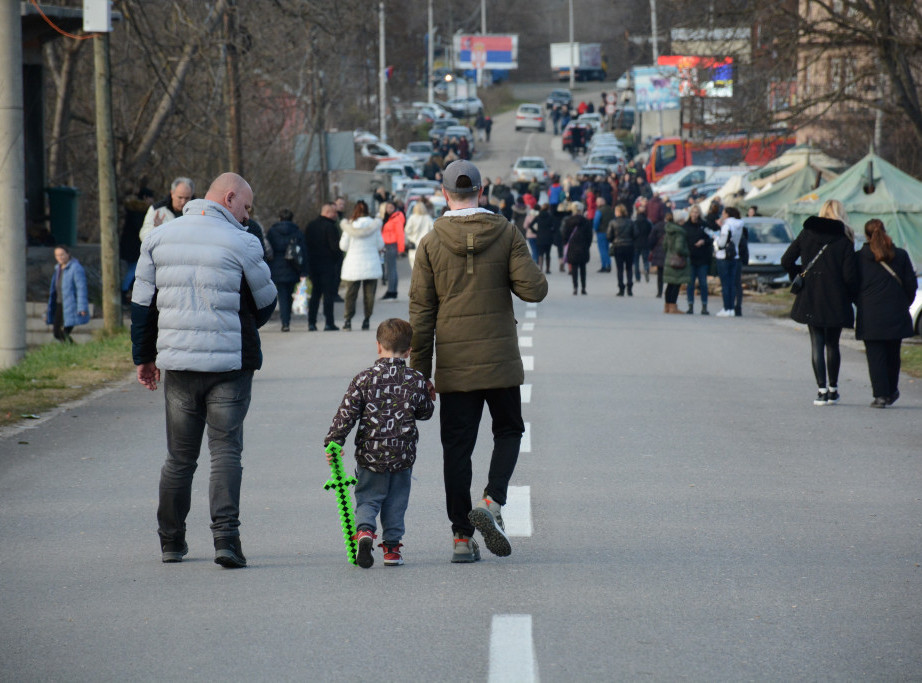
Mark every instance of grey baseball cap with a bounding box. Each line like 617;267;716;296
441;160;482;194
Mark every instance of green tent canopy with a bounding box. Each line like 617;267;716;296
787;152;922;271
743;163;831;217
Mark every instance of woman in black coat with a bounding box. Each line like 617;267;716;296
855;219;918;407
562;202;594;295
534;204;555;275
647;218;667;298
266;209;310;331
781;204;858;405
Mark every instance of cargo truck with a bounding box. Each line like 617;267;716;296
550;42;606;81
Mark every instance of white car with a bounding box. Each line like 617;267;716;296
740;217;794;284
443;96;484;117
577;112;603;132
414;101;452;122
585;151;625;174
374;161;418;194
361;142;415;164
353;129;379;144
515;104;546;132
511;156;550;191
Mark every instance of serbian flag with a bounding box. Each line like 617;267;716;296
385;66;395;81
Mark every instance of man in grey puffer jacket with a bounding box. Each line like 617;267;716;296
132;172;277;568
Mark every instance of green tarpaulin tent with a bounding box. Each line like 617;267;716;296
787;152;922;270
744;163;831;217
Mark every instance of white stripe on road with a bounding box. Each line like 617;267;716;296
489;614;538;683
521;422;531;453
521;384;532;403
525;309;537;318
522;355;534;371
522;322;535;331
526;302;537;308
504;486;533;537
519;336;533;347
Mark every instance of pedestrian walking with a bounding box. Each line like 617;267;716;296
632;203;652;283
607;203;636;296
46;245;90;343
131;172;278;568
714;207;745;317
339;200;385;331
324;318;434;567
304;203;343;331
780;199;858;406
662;212;690;314
684;204;712;314
380;202;406;300
648;216;667;298
593;197;613;272
854;219;917;408
534;204;555;274
408;160;548;563
266;209;309;331
563;202;594;295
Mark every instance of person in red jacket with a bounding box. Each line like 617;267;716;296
380;202;405;299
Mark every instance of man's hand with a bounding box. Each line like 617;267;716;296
426;379;437;402
137;362;161;391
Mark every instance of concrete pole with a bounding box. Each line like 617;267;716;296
568;0;575;90
0;3;27;369
378;1;386;142
94;33;121;334
478;0;485;87
427;0;434;105
650;0;658;62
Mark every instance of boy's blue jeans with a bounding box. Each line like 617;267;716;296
354;466;412;543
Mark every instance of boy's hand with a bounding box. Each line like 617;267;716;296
426;379;436;401
325;450;341;464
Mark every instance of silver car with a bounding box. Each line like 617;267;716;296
515;104;546;132
741;217;794;283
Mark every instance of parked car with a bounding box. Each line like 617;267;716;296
511;156;550;192
739;217;795;284
911;276;922;335
515;103;546;132
444;124;475;147
374;161;419;194
577;165;612;180
353;129;379;144
405;194;447;219
577;112;603;133
412;100;452;121
361;141;415;165
404;141;434;163
428;117;460;142
585;151;625;174
669;183;723;210
546;88;573;111
443;96;484;117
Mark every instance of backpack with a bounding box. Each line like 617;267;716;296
284;236;303;269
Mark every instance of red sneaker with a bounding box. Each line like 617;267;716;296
378;542;404;566
353;529;376;568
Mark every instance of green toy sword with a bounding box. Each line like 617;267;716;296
323;442;358;565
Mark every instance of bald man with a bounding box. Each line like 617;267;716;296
132;172;277;568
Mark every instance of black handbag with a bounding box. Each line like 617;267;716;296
790;244;828;294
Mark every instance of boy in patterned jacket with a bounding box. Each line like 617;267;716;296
325;318;434;568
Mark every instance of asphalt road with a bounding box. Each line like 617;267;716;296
1;89;920;681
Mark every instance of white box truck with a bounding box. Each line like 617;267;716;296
550;42;606;81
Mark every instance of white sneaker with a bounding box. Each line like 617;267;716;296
715;309;732;317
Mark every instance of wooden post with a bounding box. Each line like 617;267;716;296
224;0;243;174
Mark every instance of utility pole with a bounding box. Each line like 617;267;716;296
478;0;486;87
650;0;659;62
94;32;120;334
568;0;575;90
427;0;435;105
0;1;26;368
224;0;243;174
378;1;387;142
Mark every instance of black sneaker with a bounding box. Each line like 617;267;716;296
342;320;351;331
361;319;370;331
826;389;839;405
813;390;828;406
887;389;900;405
214;538;247;568
161;539;188;563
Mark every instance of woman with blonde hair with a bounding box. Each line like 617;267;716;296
855;219;917;407
819;199;855;243
404;200;434;269
339;200;385;330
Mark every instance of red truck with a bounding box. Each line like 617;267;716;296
645;134;796;183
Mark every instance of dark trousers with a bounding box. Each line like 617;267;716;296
808;325;843;388
274;280;296;326
53;303;74;342
159;369;253;543
655;266;664;297
665;283;681;304
613;246;634;292
864;339;902;398
308;267;339;326
440;387;524;537
570;263;587;291
343;279;377;324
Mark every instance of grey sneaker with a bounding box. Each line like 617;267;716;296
468;496;512;557
451;533;481;563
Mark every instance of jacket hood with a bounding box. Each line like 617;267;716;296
723;217;744;232
183;199;246;231
804;216;845;239
433;212;512;256
341;216;382;238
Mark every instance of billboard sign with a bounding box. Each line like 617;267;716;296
453;35;518;70
632;66;680;112
657;56;733;98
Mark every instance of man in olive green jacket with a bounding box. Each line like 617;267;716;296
409;161;548;563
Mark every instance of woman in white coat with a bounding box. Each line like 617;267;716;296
404;199;434;269
339;200;385;330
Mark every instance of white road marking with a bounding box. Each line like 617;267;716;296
489;614;538;683
521;384;532;403
519;336;533;347
504;486;533;537
522;322;535;331
526;302;537;308
521;422;531;452
522;355;534;371
525;310;537;318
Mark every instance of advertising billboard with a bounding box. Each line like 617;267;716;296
453;34;518;70
632;66;680;112
656;56;733;98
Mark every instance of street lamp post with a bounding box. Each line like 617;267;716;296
568;0;575;90
378;1;386;142
427;0;434;105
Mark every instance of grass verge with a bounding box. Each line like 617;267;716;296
0;330;134;429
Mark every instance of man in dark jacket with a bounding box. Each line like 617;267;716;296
409;160;547;564
304;204;342;331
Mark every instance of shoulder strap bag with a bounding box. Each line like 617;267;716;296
879;260;902;287
789;243;828;294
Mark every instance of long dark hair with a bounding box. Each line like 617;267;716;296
350;200;369;221
865;218;895;263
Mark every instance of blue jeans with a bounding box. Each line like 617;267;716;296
527;237;539;263
354;466;413;543
596;232;611;269
159;369;253;543
716;259;738;312
383;243;399;294
633;247;650;280
687;263;709;307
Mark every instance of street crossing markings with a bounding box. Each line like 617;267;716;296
519;336;533;347
521;422;531;453
525;310;537;318
521;384;532;404
504;486;533;537
489;614;538;683
522;356;534;371
522;322;535;331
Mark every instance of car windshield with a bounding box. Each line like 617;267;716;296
520;106;540;114
589;155;620;164
408;143;431;152
516;160;546;169
747;222;792;244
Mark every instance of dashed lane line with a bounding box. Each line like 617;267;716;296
504;485;533;537
521;384;532;403
488;614;538;683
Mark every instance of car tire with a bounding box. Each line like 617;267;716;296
515;126;520;131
